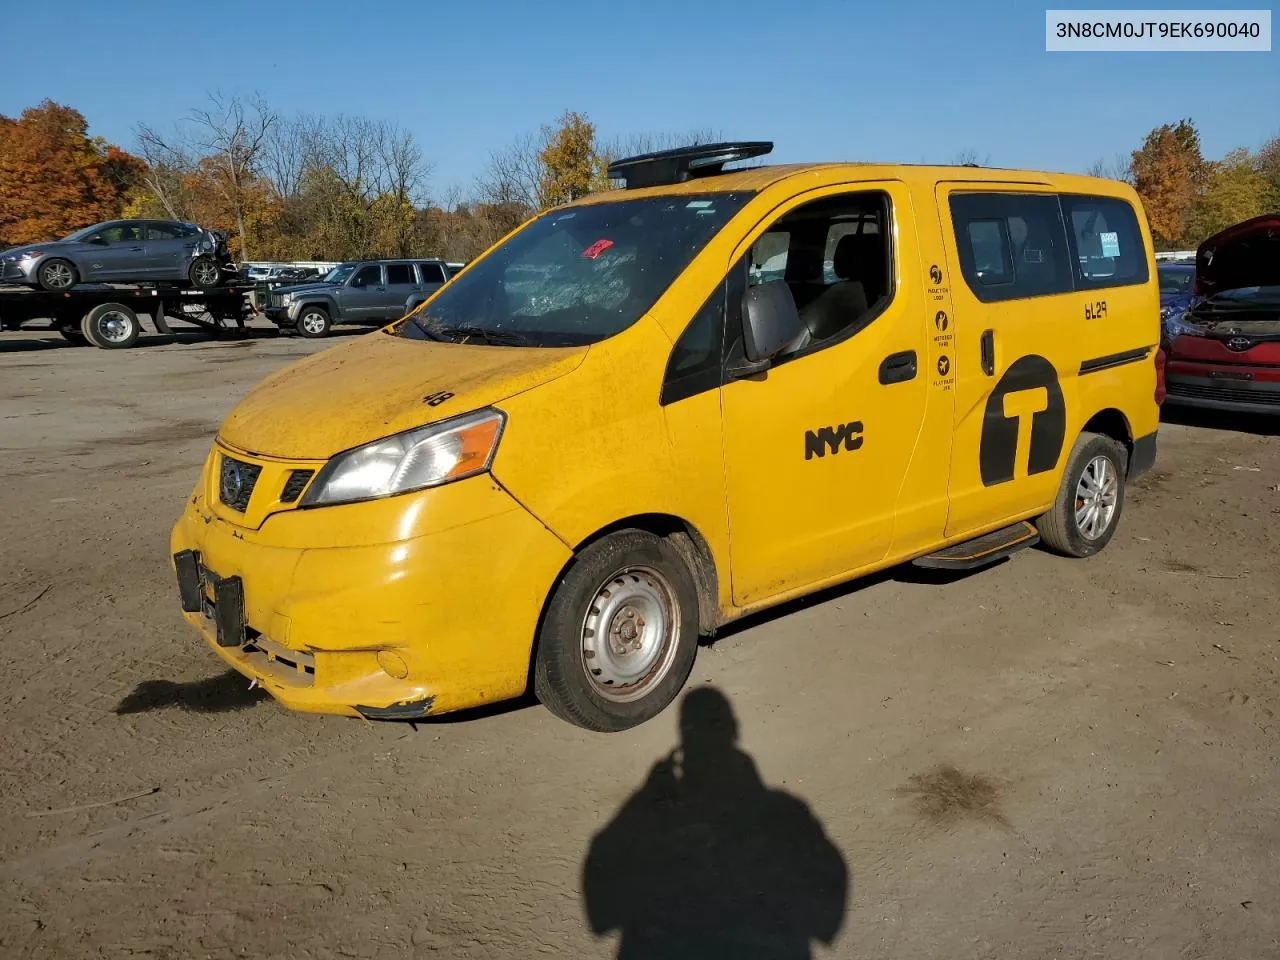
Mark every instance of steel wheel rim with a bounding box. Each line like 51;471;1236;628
43;262;73;289
300;312;326;335
1074;454;1118;541
193;260;218;285
580;565;680;703
97;311;133;343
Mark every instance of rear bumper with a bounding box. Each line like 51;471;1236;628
1165;374;1280;414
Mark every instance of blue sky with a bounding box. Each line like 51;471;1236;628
2;0;1275;199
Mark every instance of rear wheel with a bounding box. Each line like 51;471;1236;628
534;530;700;732
296;306;331;338
37;258;78;291
81;302;141;349
1037;432;1127;557
188;256;222;289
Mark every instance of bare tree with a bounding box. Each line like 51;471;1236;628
138;93;277;258
951;149;992;166
263;113;324;200
186;93;276;259
133;128;190;220
1086;152;1134;184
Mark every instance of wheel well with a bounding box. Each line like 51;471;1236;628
299;301;331;316
1082;408;1132;457
572;514;721;635
1080;407;1131;450
521;513;721;702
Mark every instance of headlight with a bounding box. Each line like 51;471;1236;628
281;293;294;305
301;408;505;507
18;250;41;260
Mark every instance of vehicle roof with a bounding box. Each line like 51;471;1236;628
566;162;1134;206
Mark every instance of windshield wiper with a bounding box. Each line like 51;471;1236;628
439;325;536;346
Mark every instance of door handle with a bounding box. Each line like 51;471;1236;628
878;350;917;385
980;329;995;376
128;246;144;252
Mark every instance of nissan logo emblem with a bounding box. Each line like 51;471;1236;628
1227;336;1252;352
221;459;244;504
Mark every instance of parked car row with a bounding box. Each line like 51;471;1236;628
1;219;232;290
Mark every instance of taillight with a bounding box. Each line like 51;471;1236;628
1154;347;1167;405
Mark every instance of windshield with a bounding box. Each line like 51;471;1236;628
400;193;750;346
1158;266;1194;294
61;224;103;242
323;263;357;284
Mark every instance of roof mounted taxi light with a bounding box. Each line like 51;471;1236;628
606;141;774;190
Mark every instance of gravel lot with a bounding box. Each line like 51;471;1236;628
1;319;1278;959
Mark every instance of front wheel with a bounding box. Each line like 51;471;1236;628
188;256;222;289
295;306;331;338
1036;432;1127;558
534;530;700;732
37;258;78;291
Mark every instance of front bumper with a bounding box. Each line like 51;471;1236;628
1165;373;1280;414
263;303;299;324
169;472;571;719
0;259;36;284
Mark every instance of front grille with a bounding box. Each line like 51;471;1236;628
1168;382;1280;407
280;469;314;503
219;455;262;512
267;293;283;308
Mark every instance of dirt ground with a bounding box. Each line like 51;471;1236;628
1;319;1278;960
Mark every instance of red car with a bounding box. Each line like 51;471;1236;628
1164;214;1280;413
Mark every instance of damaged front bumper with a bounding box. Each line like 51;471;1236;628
169;470;572;720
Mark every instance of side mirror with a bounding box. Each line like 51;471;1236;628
738;280;804;371
89;236;109;246
350;276;365;288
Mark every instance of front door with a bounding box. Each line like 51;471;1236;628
82;222;148;280
936;185;1078;538
720;183;940;606
342;264;386;320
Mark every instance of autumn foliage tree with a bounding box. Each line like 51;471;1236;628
0;101;144;248
1131;119;1208;248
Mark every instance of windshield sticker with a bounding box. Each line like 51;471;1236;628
686;200;713;209
1099;231;1121;258
581;238;615;260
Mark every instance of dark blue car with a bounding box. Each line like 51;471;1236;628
1158;261;1198;344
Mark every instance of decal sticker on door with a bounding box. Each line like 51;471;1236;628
979;355;1065;486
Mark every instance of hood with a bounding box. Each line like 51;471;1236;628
1196;214;1280;296
272;280;337;295
218;330;589;460
1;240;77;258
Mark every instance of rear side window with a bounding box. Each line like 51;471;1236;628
386;264;414;285
418;263;446;284
950;194;1072;302
1061;194;1149;289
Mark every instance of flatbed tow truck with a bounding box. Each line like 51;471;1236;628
0;281;254;349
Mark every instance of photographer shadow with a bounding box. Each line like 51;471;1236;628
582;687;848;959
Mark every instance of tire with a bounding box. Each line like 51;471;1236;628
37;258;78;292
295;306;331;339
58;327;89;346
188;256;222;290
533;530;700;732
1036;432;1128;558
81;302;141;349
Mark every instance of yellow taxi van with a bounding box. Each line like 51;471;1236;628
171;142;1160;731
